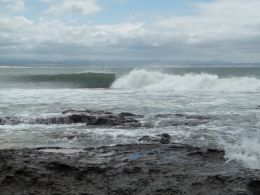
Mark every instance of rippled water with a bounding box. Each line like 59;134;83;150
0;67;260;169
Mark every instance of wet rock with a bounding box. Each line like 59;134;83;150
118;112;143;117
158;133;171;144
34;114;97;125
158;119;207;127
0;117;21;125
1;111;212;128
0;144;259;195
32;110;142;127
61;109;82;114
139;133;171;144
87;115;141;127
247;180;260;195
139;135;159;143
155;113;175;118
159;133;171;139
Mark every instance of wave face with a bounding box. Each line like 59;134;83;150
14;72;116;88
112;69;260;92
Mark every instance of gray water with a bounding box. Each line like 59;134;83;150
0;66;260;169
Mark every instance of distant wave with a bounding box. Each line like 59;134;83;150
111;69;260;92
16;72;116;88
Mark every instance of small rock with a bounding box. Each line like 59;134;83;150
158;133;171;144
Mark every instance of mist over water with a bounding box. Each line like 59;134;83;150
0;66;260;169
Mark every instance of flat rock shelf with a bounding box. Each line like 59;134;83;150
0;143;260;195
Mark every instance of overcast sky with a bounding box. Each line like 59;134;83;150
1;0;260;63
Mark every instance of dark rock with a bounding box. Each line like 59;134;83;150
159;133;171;139
155;113;175;118
139;133;171;144
61;109;79;114
87;115;141;127
159;138;170;144
0;144;259;194
158;133;171;144
46;161;79;172
247;180;260;195
139;136;158;143
185;115;211;120
158;119;207;127
0;117;21;125
118;112;140;117
34;114;96;125
144;133;172;144
175;113;186;117
1;111;212;128
31;110;142;127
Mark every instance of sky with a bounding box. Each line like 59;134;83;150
1;0;260;63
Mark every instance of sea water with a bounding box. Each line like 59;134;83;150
0;66;259;169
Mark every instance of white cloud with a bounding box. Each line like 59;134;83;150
11;0;26;12
0;0;26;12
158;0;260;44
1;0;260;62
45;0;102;15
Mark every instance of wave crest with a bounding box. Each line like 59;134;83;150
111;69;260;92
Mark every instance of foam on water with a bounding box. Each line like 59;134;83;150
1;67;260;169
112;69;260;92
39;148;84;154
221;137;260;169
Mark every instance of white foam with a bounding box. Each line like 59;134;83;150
220;138;260;169
38;148;83;154
0;66;32;68
112;69;260;92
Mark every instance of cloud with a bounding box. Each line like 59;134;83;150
0;13;145;59
1;0;260;62
11;0;26;12
45;0;102;15
157;0;260;44
0;0;26;12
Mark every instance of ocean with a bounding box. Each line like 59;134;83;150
0;66;260;169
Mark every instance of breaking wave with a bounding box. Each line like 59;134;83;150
112;69;260;92
220;137;260;169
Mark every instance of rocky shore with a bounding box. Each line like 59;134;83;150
0;110;260;195
0;142;260;195
0;109;211;128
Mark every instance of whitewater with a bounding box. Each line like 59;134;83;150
112;69;260;92
0;67;260;170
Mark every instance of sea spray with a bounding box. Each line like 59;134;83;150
1;67;260;170
112;69;260;92
220;137;260;169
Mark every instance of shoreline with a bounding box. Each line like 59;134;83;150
1;109;260;194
